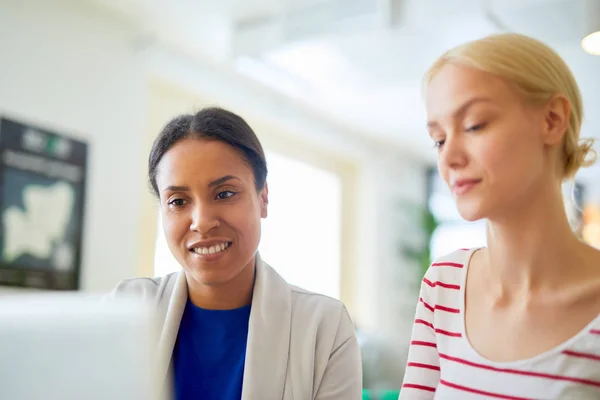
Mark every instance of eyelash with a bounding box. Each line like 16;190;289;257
168;198;186;207
216;190;237;200
466;123;486;132
432;122;487;149
167;191;238;208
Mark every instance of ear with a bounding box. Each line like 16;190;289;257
542;94;570;146
259;182;268;219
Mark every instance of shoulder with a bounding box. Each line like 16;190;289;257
289;285;355;339
421;247;477;295
258;259;356;340
103;272;179;302
258;258;349;323
290;285;346;315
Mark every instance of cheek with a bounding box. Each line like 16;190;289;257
480;127;543;189
161;210;187;246
476;139;507;173
226;201;262;243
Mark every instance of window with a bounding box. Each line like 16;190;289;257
153;151;343;299
430;221;487;260
427;168;486;260
259;152;342;299
153;211;179;278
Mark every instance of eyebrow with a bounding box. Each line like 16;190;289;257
208;175;239;187
427;96;493;129
161;175;240;193
163;185;190;192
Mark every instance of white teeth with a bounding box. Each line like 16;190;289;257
193;242;229;255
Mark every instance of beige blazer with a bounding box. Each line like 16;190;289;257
106;255;363;400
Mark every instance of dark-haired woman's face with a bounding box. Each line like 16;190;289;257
155;138;267;288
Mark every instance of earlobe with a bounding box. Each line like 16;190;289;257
543;95;570;146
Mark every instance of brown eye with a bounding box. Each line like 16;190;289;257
168;198;186;207
216;191;236;200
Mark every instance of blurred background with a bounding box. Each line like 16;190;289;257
1;0;600;397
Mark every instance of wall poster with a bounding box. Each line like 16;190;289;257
0;117;88;290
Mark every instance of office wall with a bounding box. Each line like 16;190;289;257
0;2;430;362
0;0;147;291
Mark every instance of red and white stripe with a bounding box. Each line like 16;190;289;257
399;248;600;399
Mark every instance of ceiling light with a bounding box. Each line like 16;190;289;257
582;32;600;55
582;0;600;55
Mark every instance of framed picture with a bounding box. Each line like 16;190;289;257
0;117;88;290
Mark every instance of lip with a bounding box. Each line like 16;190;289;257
451;178;481;196
187;238;232;250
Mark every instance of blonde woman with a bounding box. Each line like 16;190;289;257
400;33;600;399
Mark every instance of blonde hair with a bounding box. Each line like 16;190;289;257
424;33;597;179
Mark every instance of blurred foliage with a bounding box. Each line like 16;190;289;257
399;201;439;280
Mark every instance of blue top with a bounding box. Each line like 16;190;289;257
173;299;252;400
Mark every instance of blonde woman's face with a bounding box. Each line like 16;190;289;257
425;63;549;221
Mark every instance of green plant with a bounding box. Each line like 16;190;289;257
399;201;440;280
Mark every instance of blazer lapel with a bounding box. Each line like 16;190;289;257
241;255;292;400
157;271;188;385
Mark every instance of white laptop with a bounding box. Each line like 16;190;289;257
0;292;163;400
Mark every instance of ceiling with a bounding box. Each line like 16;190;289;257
86;0;600;180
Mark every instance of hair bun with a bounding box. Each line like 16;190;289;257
564;138;597;178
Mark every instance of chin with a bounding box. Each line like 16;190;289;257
186;256;250;287
456;200;487;222
187;267;239;287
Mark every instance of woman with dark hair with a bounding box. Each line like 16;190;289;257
106;107;362;400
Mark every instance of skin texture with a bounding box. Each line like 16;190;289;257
155;138;268;310
426;63;600;362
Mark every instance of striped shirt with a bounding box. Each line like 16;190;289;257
400;248;600;399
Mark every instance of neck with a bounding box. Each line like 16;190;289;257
484;179;583;296
186;257;256;310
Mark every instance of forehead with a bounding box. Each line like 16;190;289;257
426;63;515;118
156;138;253;184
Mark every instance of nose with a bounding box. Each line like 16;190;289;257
438;134;467;170
189;202;220;234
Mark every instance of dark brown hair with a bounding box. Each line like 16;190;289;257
148;107;268;196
